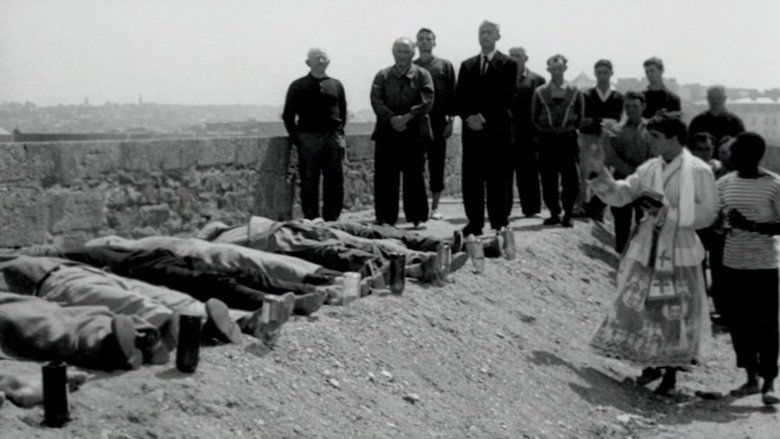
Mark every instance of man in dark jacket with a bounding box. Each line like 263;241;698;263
456;20;518;236
371;38;434;228
508;46;546;218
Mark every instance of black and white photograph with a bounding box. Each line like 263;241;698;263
1;0;779;437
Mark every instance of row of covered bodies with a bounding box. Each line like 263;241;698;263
0;216;477;404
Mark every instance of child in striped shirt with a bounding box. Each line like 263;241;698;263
717;132;780;405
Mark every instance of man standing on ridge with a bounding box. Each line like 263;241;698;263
577;59;624;221
370;38;434;228
282;48;347;221
641;57;681;119
531;54;584;228
414;28;457;221
456;20;517;237
508;46;546;218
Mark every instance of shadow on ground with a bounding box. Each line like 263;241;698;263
578;242;620;269
528;349;763;429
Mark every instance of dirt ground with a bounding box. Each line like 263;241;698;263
1;200;778;438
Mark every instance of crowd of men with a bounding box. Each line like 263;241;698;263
282;19;779;406
280;20;737;234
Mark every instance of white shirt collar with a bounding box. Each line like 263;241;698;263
595;85;616;102
481;49;498;61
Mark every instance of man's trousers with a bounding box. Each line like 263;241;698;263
374;135;429;226
723;267;779;381
611;204;643;254
461;132;512;236
39;265;204;329
0;292;152;370
297;132;345;221
425;118;448;195
509;135;542;217
537;131;580;218
325;221;441;253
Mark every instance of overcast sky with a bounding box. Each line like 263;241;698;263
1;0;778;110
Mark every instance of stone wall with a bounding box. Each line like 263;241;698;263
0;134;464;248
0;137;295;248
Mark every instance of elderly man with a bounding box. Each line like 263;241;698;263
642;57;681;119
531;54;584;227
577;59;624;221
688;85;745;150
508;46;546;218
456;20;517;237
371;38;434;228
414;28;457;220
282;48;347;221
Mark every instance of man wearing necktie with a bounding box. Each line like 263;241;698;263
455;20;518;237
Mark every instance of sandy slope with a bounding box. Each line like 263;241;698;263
1;203;777;438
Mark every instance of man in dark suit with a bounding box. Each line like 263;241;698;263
455;20;518;237
508;46;546;218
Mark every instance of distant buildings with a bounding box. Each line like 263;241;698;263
691;97;780;142
615;77;680;94
572;72;686;95
0;126;12;142
735;98;780;141
571;71;596;90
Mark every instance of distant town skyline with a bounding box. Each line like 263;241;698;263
2;0;779;110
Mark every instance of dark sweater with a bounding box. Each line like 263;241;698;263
688;110;745;146
580;88;624;135
642;87;681;118
282;74;346;136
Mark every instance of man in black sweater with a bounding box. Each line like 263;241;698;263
577;59;624;221
282;48;347;221
641;57;681;119
688;85;745;153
